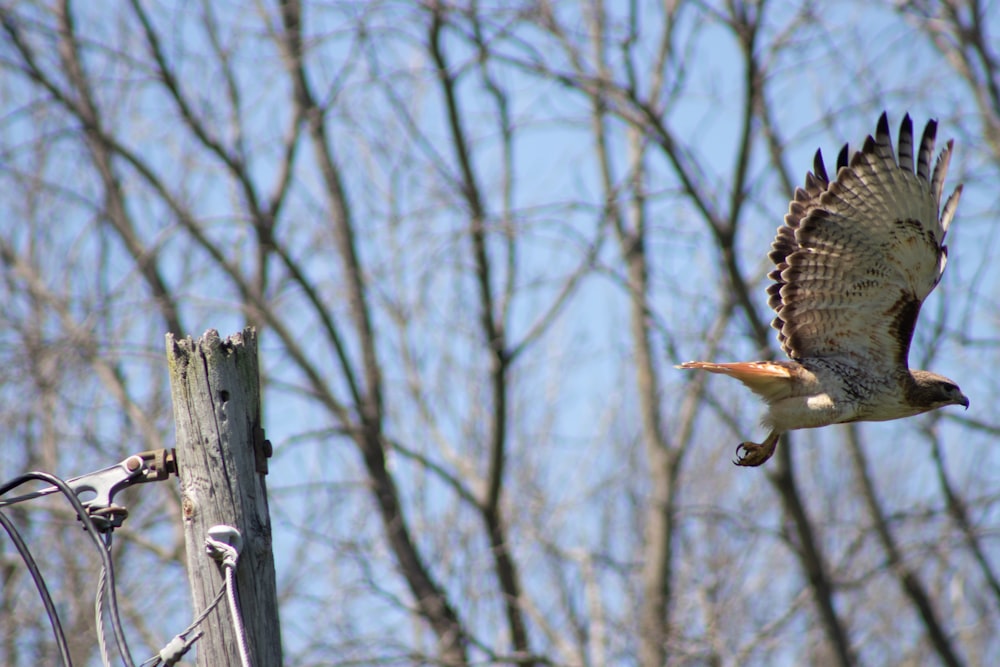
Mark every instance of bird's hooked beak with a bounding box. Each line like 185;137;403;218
959;394;970;410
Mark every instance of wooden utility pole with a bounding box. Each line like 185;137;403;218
166;328;281;666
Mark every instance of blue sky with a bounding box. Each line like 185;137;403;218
1;1;999;664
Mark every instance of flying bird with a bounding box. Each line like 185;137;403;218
679;112;968;466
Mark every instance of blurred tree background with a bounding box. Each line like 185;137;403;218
0;1;998;665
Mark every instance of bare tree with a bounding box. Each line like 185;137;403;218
0;1;998;666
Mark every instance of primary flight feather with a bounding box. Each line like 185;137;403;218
679;112;968;466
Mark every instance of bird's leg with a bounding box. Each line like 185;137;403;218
733;431;780;467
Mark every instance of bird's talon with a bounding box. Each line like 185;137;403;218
732;436;778;467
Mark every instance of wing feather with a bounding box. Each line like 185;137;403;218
768;112;962;369
897;115;915;173
917;119;936;182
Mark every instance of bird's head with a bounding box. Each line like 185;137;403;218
909;370;969;411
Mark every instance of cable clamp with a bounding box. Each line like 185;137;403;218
158;631;202;665
205;525;242;569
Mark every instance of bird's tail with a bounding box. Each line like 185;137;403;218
676;361;795;402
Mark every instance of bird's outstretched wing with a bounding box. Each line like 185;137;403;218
768;112;962;369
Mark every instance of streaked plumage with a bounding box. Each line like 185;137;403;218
679;112;968;466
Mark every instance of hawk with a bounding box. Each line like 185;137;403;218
679;112;968;466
